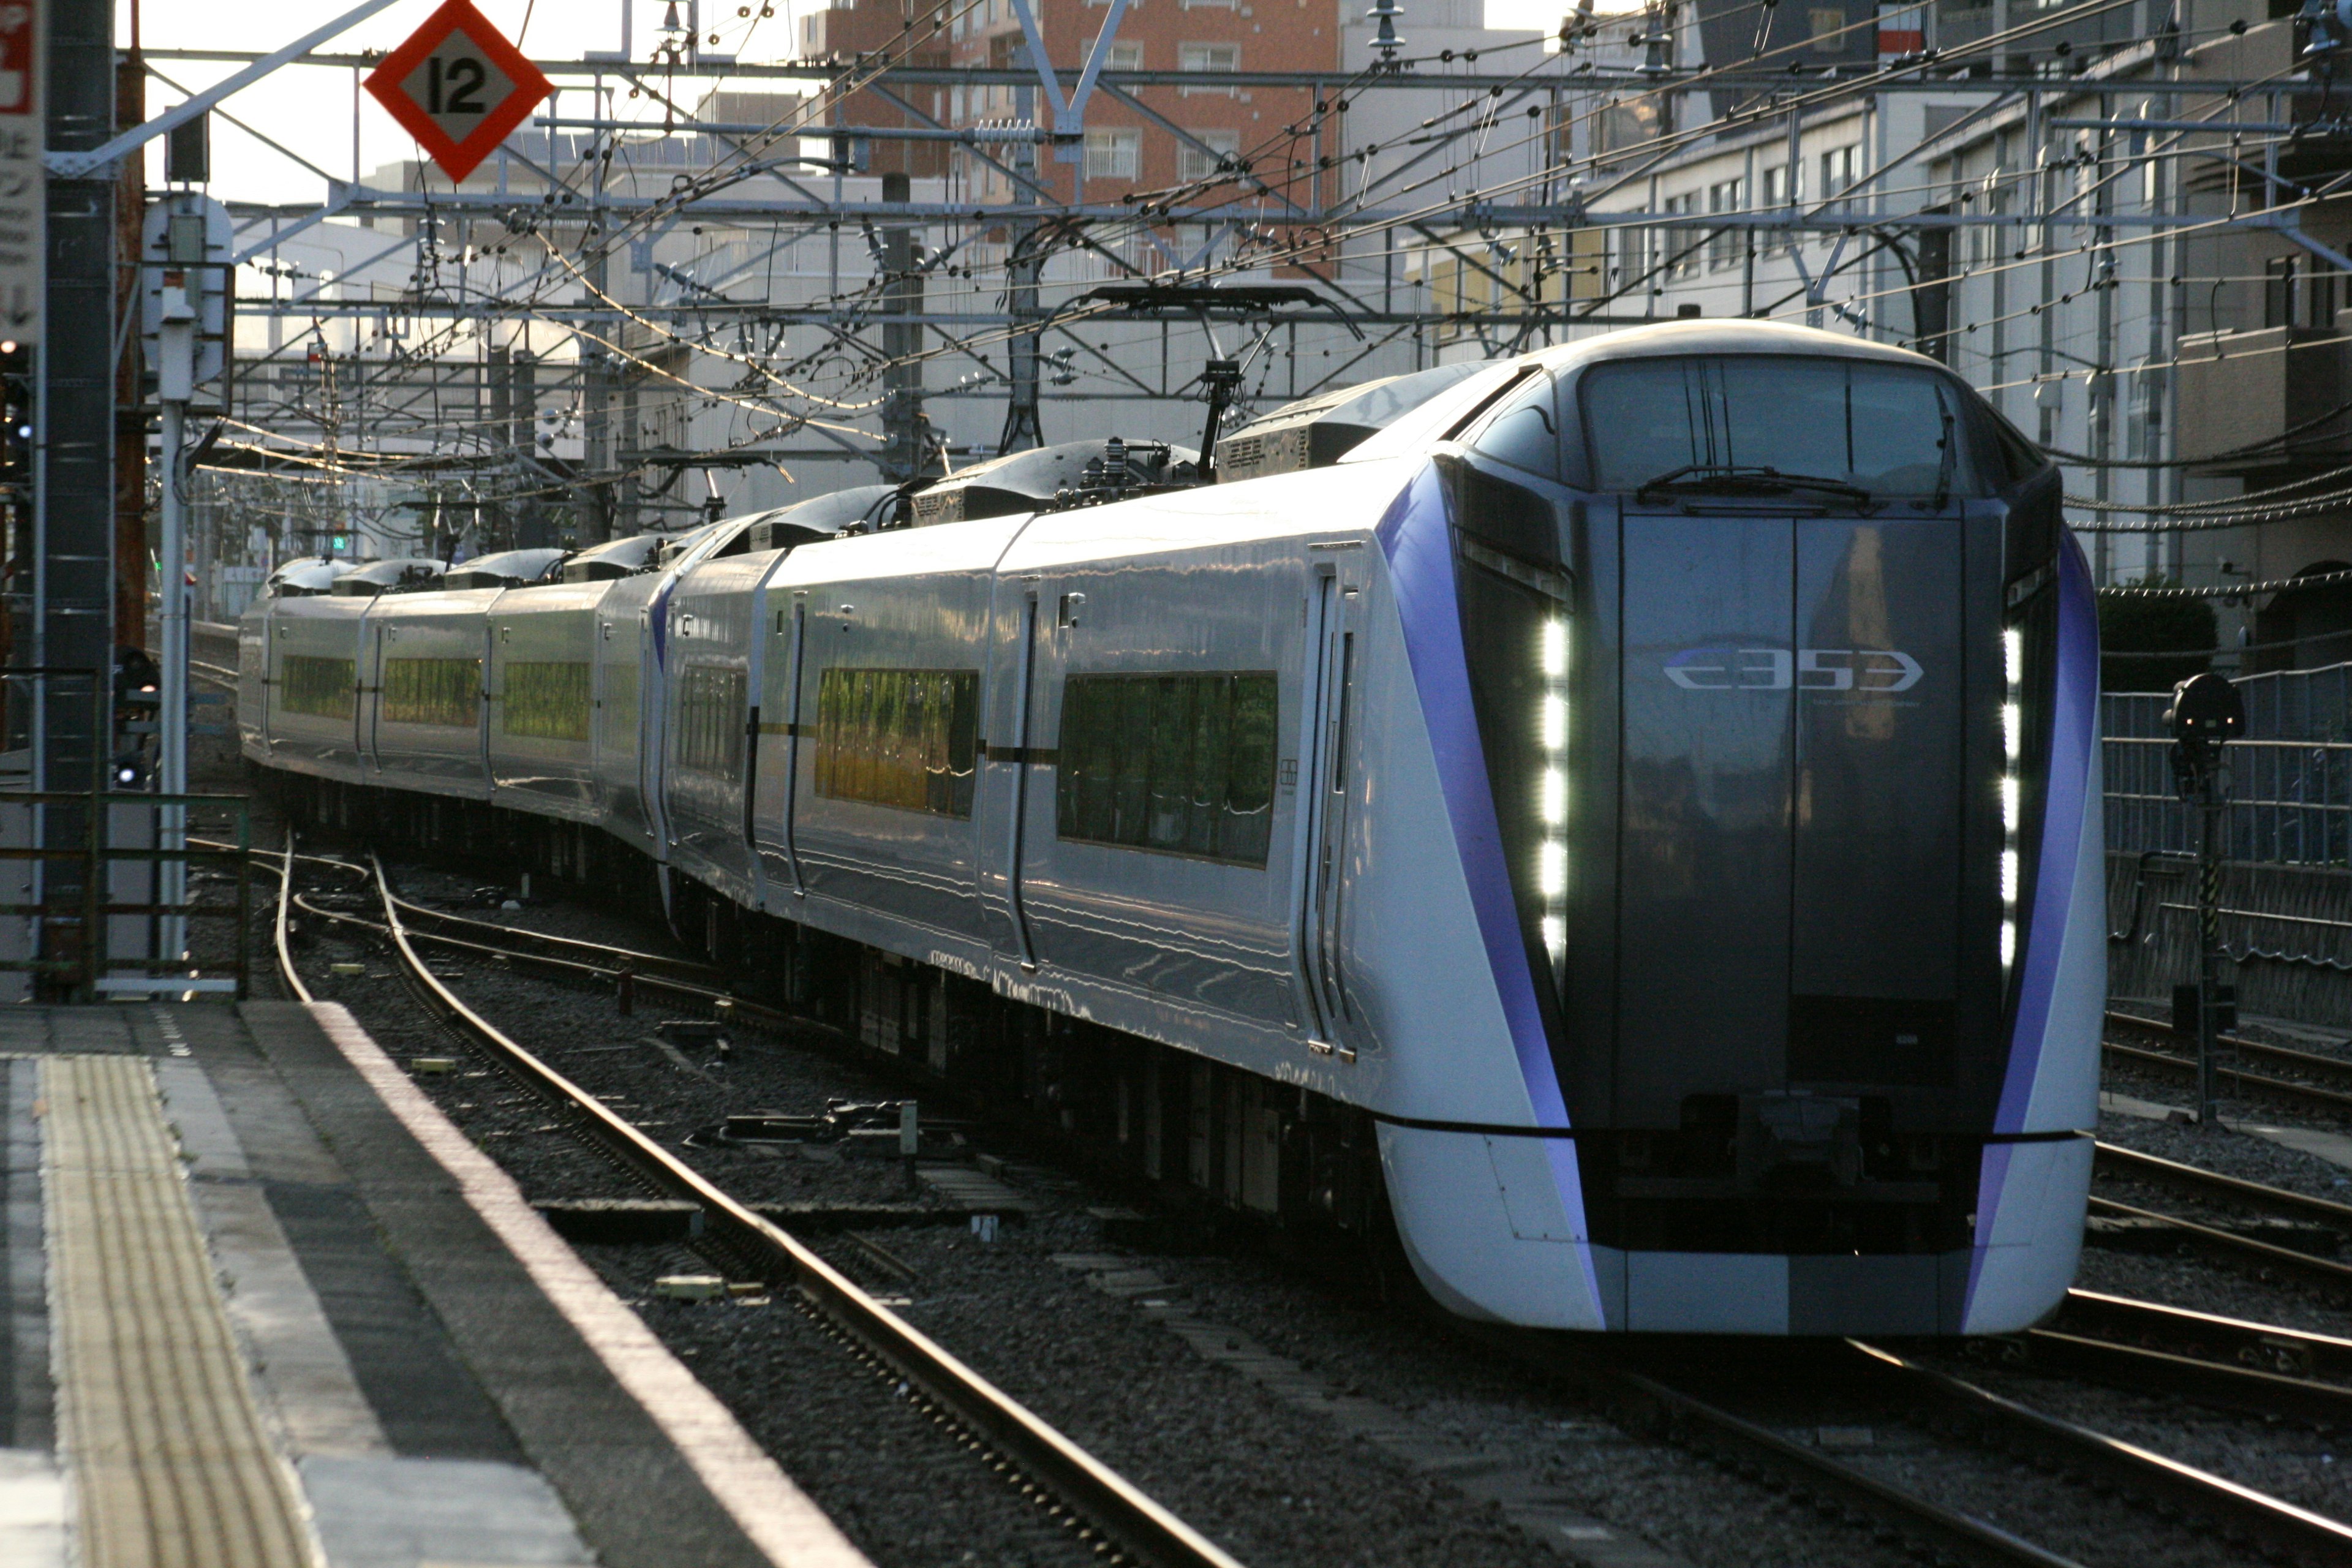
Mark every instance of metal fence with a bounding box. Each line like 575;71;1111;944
2105;663;2352;867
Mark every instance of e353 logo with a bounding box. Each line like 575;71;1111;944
1664;647;1924;692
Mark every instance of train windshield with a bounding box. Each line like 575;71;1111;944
1581;356;1984;500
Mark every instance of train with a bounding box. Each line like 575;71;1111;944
238;318;2103;1335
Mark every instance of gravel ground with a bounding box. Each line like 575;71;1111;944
2098;1110;2352;1206
1923;1345;2352;1523
203;750;2352;1568
276;858;1935;1568
578;1239;1100;1568
1630;1347;2262;1568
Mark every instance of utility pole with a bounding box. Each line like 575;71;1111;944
581;333;610;545
879;170;933;482
43;0;115;995
143;194;226;979
513;349;542;548
999;115;1046;454
2165;671;2245;1127
487;344;511;551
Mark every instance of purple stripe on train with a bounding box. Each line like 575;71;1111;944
1376;463;1604;1323
1964;530;2098;1322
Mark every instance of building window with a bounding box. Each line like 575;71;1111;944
1809;5;1845;50
813;668;980;817
1760;164;1793;254
1056;672;1278;867
1708;178;1744;271
1106;40;1143;68
1178;42;1238;94
1662;192;1698;279
278;655;354;720
382;658;480;728
1616;225;1652;290
1820;144;1860;204
1085;127;1140;179
676;664;747;777
1177;129;1240;183
502;662;592;742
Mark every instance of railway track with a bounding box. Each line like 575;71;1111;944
2082;1139;2352;1302
2030;1289;2352;1427
273;842;1246;1568
262;839;2352;1566
2103;1008;2352;1117
1493;1321;2352;1568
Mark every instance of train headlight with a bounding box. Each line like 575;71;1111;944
1538;617;1569;967
1999;629;2023;978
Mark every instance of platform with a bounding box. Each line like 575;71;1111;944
0;1001;869;1568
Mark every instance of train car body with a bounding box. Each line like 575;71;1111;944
239;321;2100;1335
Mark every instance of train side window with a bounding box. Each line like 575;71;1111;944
1056;673;1278;867
676;664;748;776
1468;373;1563;481
812;668;979;816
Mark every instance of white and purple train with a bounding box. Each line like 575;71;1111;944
239;320;2103;1335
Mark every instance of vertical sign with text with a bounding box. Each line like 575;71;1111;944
0;1;39;344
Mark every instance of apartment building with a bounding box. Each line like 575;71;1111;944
799;0;1342;213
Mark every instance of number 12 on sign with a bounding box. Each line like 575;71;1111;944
364;0;552;184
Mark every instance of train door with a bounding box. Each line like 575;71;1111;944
640;604;671;857
1294;565;1362;1050
361;617;385;774
985;581;1046;970
475;620;494;786
752;592;808;901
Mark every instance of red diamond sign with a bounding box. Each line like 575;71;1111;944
364;0;552;184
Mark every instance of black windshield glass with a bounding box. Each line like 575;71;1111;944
1580;356;1982;498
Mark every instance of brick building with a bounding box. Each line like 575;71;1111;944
800;0;1342;213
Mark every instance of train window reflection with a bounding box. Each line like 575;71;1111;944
502;662;592;741
1581;356;1983;499
1468;374;1562;480
1057;673;1277;867
676;664;748;777
814;668;979;816
278;655;355;720
383;658;480;728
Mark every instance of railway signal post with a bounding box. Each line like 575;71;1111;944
2166;672;2247;1127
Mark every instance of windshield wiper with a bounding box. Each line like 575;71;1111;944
1635;464;1877;506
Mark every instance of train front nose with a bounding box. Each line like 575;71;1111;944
1540;356;2016;1333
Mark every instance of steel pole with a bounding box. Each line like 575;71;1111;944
2196;782;2226;1126
158;396;186;968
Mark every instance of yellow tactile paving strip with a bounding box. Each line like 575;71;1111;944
43;1054;315;1568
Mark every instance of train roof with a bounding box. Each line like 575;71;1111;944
739;484;900;546
1537;317;1943;374
444;547;565;589
329;557;446;597
1338;320;1952;471
265;557;361;597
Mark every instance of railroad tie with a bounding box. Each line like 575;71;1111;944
44;1054;315;1568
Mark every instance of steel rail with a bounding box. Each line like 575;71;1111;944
356;854;1245;1568
2094;1140;2352;1230
1480;1332;2086;1568
276;834;311;1005
2085;1194;2352;1299
2059;1288;2352;1381
2015;1329;2352;1427
2100;1039;2352;1117
2106;1009;2352;1102
1842;1341;2352;1567
390;896;723;990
